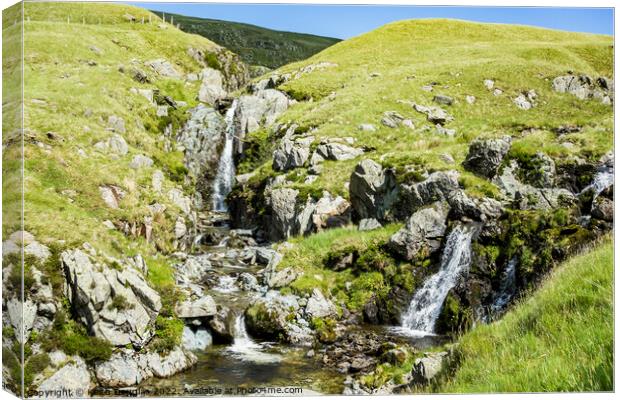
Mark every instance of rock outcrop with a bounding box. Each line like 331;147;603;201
462;136;511;179
61;249;162;347
553;74;613;104
350;159;399;222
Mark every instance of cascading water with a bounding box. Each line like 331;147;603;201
490;257;518;314
401;224;475;334
228;314;281;364
580;164;614;198
211;100;238;212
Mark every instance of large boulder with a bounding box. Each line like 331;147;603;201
267;188;316;241
349;159;399;222
37;357;92;397
313;142;364;162
61;249;162;347
396;170;459;218
388;203;449;261
175;296;217;319
198;67;227;104
272;136;314;171
95;347;196;387
462;136;511;179
447;190;503;221
312;192;352;231
305;288;338;319
552;75;613;104
182;326;213;351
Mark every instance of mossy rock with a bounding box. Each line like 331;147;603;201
244;303;285;340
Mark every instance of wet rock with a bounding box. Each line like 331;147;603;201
182;326;212;350
305;288;338;318
358;218;382;231
208;307;235;344
176;255;212;283
388;202;449;261
349;159;399;222
62;249;162;347
37;357;92;396
198;68;227;104
238;272;260;291
272;136;314;171
462;136;511;179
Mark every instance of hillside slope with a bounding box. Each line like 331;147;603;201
151;10;341;69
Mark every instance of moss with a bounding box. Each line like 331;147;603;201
311;317;338;343
150;316;184;354
236;128;275;175
107;294;134;311
204;52;222;71
24;353;51;388
244;303;285;339
435;291;472;335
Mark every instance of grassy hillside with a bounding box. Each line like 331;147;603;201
151;10;341;69
433;237;613;392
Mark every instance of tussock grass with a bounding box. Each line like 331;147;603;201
433;237;613;393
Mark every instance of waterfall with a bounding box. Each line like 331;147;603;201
490;257;518;313
401;224;475;334
580;164;614;198
227;314;281;364
211;100;238;212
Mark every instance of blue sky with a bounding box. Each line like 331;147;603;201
127;3;613;39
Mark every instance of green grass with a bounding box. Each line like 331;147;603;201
247;18;612;199
433;237;613;393
153;11;341;69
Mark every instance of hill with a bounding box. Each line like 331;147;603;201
150;10;341;69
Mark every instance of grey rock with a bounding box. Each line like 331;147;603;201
314;142;363;162
24;241;51;261
168;188;192;215
37;357;92;396
465;95;476;104
358;218;382;231
99;185;125;209
305;288;337;319
359;123;377;132
433;95;454;106
152;170;164;193
268;188;316;240
397;170;459;218
413;103;453;125
175;296;217;319
447;190;504;221
483;79;494;90
388;202;449;261
413;352;447;382
129;154;154;169
312;192;351;231
107;115;125;133
268;267;299;288
198;68;227;104
7;297;37;340
592;196;613;222
349;159;399;222
145;59;182;79
273;136;314;171
514;94;532;110
462;136;511;179
553;74;613;104
182;326;212;350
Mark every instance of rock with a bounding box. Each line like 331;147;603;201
493;88;503;96
99;185;125;209
388;202;449;261
182;326;212;350
61;249;161;346
312;192;351;230
156;105;168;117
413;352;448;382
433;95;453;106
483;79;494;90
174;217;187;239
435;124;456;136
176;255;212;283
272;136;314;171
528;152;556;188
592;196;613;222
175;296;217;319
106;115;125;133
198;68;227;104
412;103;453;125
129;154;154;169
462;136;511;179
24;241;51;261
402;119;415;130
553;74;613;104
208;307;235;343
108;134;128;155
465;95;476;104
7;297;37;340
37;357;92;396
305;288;337;319
152;170;164;193
396;170;459;218
349;159;399;222
145;59;182;79
447;190;503;221
421;85;434;92
359;123;377;132
514;94;532;110
314;142;363;161
381;111;404;128
238;272;260;291
268;267;299;288
358;218;382;231
168;188;192;215
268;188;316;241
95;348;196;387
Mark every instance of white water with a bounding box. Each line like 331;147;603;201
212;100;238;212
213;275;238;293
227;315;281;364
491;257;518;313
580;165;614;198
401;225;475;334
